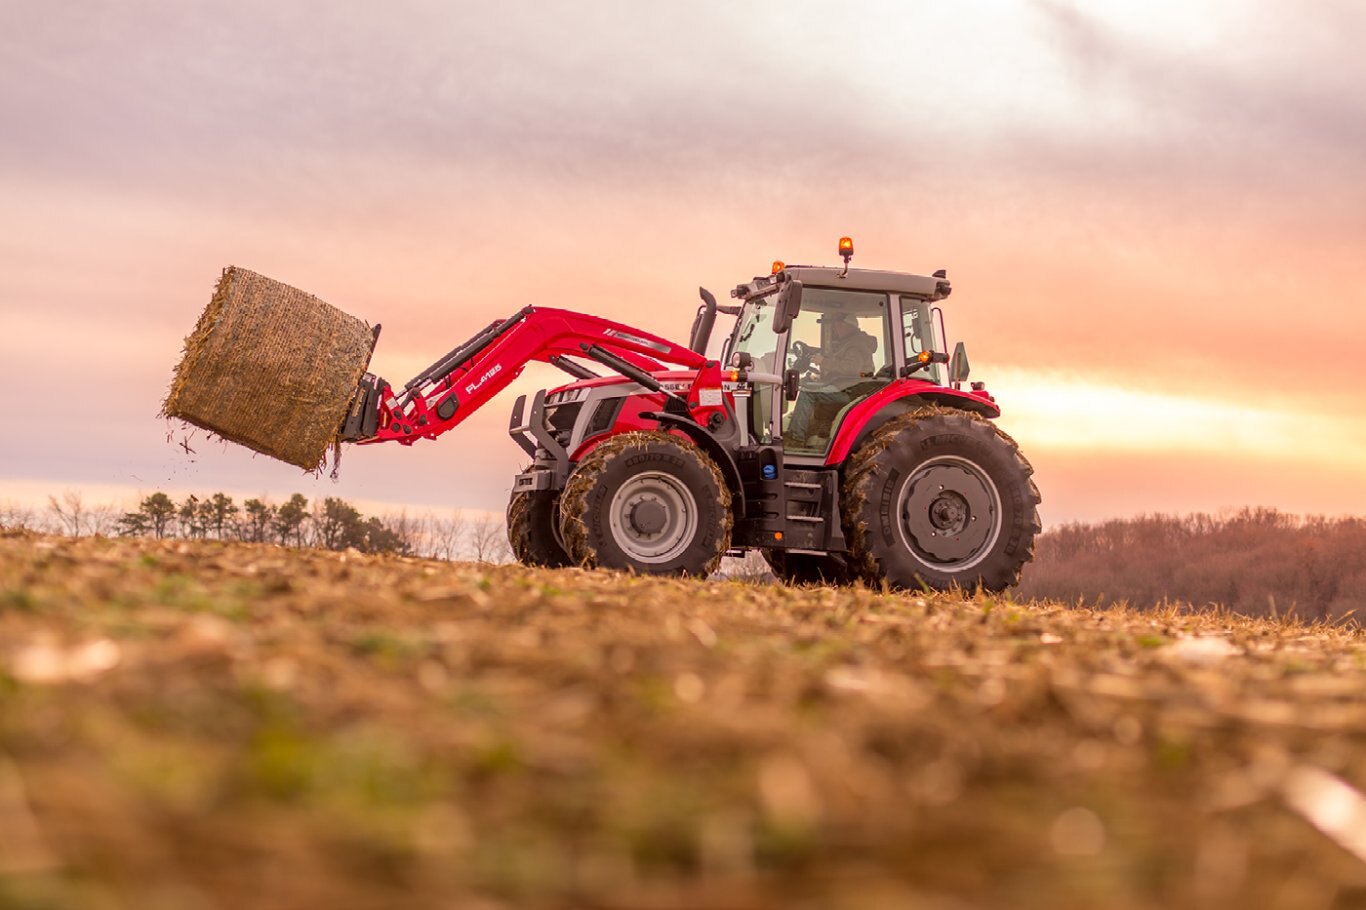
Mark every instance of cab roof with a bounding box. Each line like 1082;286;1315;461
776;266;948;299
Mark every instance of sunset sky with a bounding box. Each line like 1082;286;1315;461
3;1;1365;526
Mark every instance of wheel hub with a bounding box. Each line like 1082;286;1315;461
608;472;699;564
628;500;668;535
928;491;969;533
900;459;999;565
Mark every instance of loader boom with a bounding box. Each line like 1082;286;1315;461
346;306;716;446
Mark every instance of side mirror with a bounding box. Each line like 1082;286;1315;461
949;342;970;385
773;279;802;335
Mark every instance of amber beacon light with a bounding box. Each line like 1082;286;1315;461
838;236;854;263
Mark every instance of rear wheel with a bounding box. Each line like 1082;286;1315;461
842;407;1041;592
507;487;572;568
763;549;856;586
559;432;732;576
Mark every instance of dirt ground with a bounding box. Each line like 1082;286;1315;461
3;532;1366;910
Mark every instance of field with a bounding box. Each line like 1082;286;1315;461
3;532;1366;909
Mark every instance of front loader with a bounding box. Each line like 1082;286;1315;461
340;238;1042;591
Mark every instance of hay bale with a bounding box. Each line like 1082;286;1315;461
162;266;376;471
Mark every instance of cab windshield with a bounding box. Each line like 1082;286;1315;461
729;298;782;374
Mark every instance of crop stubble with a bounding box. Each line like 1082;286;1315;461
3;532;1366;909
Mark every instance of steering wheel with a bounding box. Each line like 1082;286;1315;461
787;340;820;378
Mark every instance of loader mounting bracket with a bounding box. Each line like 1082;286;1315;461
340;373;384;442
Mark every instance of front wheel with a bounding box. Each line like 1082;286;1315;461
507;486;572;568
842;407;1041;592
559;432;732;576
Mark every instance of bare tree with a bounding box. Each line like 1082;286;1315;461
429;510;468;561
0;500;37;531
386;510;428;557
87;503;120;537
47;491;88;537
468;513;512;564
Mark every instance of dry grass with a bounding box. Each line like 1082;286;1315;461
161;267;376;472
3;532;1366;909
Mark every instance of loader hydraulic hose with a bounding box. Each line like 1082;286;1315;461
398;306;533;407
549;354;599;381
580;343;690;409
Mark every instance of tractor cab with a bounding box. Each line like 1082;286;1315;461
725;258;953;458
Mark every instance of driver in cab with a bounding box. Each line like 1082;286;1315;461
787;312;878;446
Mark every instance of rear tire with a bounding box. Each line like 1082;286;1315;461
559;432;732;576
842;407;1041;592
507;487;572;568
763;550;856;586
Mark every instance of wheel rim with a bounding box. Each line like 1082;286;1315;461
608;471;699;564
896;455;1002;571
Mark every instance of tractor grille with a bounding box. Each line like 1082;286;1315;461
544;402;583;446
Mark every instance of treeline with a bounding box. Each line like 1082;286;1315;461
1016;508;1366;620
1;491;512;563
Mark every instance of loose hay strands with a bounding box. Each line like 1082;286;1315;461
162;267;376;472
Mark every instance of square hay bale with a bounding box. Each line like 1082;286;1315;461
162;266;376;471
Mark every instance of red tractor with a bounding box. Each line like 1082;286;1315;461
343;239;1041;590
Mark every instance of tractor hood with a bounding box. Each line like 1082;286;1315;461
546;369;697;403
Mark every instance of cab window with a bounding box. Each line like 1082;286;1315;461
900;296;942;384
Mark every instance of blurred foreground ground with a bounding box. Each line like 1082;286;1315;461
3;532;1366;910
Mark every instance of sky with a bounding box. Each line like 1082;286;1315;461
3;0;1365;527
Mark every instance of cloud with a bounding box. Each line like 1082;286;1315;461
4;0;1366;522
0;2;908;196
1023;1;1366;191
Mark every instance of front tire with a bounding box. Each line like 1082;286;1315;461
559;432;732;576
507;487;572;568
842;407;1041;592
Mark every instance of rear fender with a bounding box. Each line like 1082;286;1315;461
824;381;1000;465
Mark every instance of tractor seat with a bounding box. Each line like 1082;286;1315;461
790;380;887;454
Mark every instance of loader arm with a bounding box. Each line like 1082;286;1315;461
346;306;713;446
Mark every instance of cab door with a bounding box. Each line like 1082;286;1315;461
780;289;896;456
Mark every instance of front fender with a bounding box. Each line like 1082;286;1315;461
824;380;1000;465
568;418;746;517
